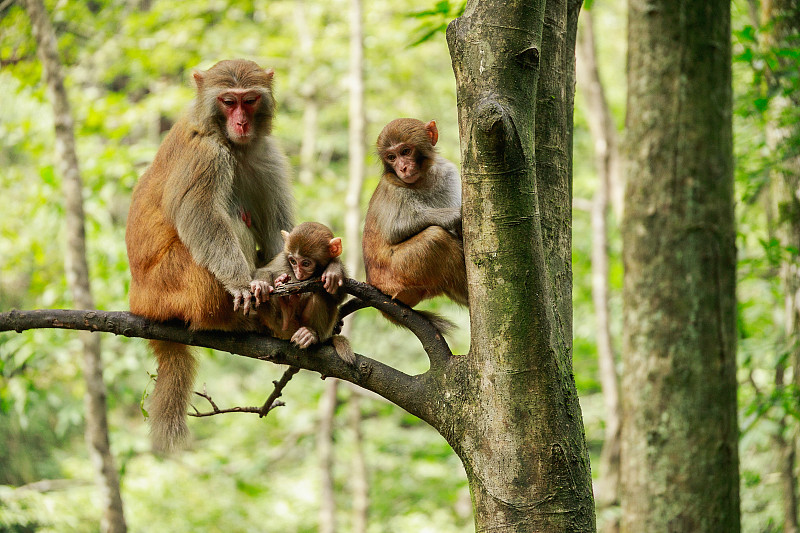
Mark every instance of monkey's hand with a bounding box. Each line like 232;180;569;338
273;273;291;287
231;286;254;315
250;280;274;306
291;327;319;349
321;262;344;294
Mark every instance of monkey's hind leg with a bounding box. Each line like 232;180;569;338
148;340;197;453
386;226;468;306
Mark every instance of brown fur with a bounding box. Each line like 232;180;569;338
127;59;293;452
258;223;351;362
363;119;468;320
376;118;436;177
285;222;337;263
146;341;196;450
363;225;467;307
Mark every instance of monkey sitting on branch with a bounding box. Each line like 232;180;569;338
362;118;468;331
251;222;353;363
126;59;340;452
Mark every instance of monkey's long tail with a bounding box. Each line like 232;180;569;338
332;335;356;365
415;310;456;336
381;309;455;336
148;340;197;453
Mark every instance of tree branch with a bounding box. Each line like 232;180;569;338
258;365;300;416
263;277;452;364
188;368;298;418
189;383;285;417
0;278;449;424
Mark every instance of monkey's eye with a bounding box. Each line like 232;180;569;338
244;97;259;106
301;260;312;268
289;257;297;265
386;154;396;162
401;148;412;156
220;98;236;107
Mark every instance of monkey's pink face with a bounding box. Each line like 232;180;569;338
217;90;262;144
288;254;317;281
384;144;421;184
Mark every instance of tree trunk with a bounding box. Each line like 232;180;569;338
576;9;621;513
774;364;799;533
620;0;739;531
318;379;338;533
298;98;320;186
349;392;368;533
346;0;369;529
577;11;623;221
294;0;319;186
346;0;366;280
317;0;369;526
446;0;595;531
23;1;127;533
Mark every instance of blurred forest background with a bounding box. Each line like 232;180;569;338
0;0;798;531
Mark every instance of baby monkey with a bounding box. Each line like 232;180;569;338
252;222;353;362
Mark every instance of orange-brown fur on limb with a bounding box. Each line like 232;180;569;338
364;225;466;308
363;119;468;320
126;59;294;452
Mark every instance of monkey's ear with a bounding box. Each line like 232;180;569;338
281;230;290;242
264;68;275;82
425;120;439;146
192;71;205;90
328;237;343;258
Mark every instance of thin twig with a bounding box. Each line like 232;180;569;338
259;366;301;417
190;383;286;418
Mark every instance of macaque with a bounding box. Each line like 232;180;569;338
127;59;314;452
252;222;353;363
362;118;468;321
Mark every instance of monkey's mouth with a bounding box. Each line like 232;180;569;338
399;173;421;184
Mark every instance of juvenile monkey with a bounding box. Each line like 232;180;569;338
362;118;468;321
252;222;353;362
127;59;332;452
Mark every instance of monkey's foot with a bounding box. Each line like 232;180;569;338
291;327;318;349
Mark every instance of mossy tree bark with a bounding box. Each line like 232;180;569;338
620;0;740;531
446;0;595;531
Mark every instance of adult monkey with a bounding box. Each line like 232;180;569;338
362;118;468;324
127;60;335;452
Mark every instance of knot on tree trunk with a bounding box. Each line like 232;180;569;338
515;46;540;70
472;100;526;172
